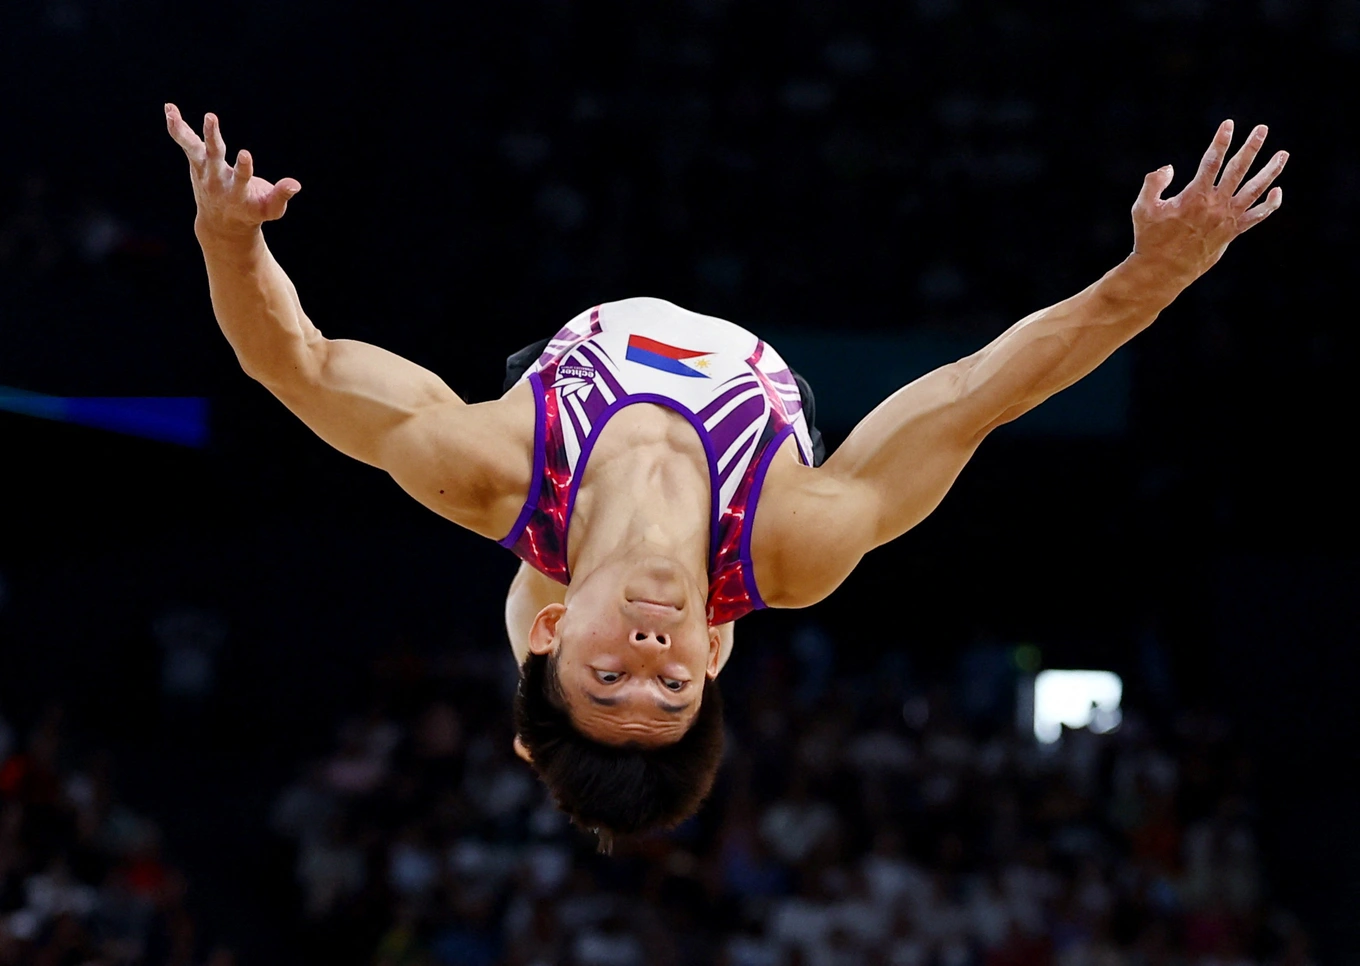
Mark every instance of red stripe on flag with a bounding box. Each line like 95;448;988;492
627;334;708;360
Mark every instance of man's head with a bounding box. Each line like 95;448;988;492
513;551;726;837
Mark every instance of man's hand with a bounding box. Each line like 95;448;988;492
1131;120;1288;287
164;103;301;238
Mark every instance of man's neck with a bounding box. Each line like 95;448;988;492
566;431;711;587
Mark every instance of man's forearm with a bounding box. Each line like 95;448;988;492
961;254;1185;429
196;221;321;386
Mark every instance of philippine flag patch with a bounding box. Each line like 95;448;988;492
625;334;712;378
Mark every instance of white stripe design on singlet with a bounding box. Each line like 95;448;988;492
526;297;815;516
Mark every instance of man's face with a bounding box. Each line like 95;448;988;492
530;554;720;747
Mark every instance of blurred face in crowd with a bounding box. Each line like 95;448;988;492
527;552;720;747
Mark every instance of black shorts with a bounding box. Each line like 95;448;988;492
503;337;826;466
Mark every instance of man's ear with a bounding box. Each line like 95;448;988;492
513;735;533;764
706;623;722;679
528;603;566;656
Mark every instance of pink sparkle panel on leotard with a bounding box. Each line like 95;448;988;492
504;365;574;586
705;421;796;624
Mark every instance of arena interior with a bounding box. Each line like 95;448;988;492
1;1;1357;963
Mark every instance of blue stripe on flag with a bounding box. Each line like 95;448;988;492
625;346;707;377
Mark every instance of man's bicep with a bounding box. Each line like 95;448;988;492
266;338;465;467
757;471;879;609
820;362;987;546
769;444;977;606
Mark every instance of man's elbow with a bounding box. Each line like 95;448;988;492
976;401;1034;438
236;352;275;386
238;336;325;390
953;348;1052;442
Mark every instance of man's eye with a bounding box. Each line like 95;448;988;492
595;670;622;684
661;677;685;691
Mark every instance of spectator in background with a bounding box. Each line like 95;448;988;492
0;706;224;965
264;630;1315;966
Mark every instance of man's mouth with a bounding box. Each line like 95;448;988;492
627;598;683;612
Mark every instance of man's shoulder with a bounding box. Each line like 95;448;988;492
396;381;539;541
748;457;877;609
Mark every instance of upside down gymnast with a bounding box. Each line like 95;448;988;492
165;104;1287;844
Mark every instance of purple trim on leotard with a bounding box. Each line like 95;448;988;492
737;423;795;611
574;344;625;399
560;394;723;581
498;370;548;549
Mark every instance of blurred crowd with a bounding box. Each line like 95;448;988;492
0;707;227;966
266;634;1316;966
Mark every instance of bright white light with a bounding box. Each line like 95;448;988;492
1033;670;1123;744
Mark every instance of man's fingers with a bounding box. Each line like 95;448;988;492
1217;124;1267;194
164;103;206;163
261;179;302;221
1190;119;1235;190
1239;186;1283;232
232;150;254;194
204;113;227;164
1136;165;1175;208
1235;150;1289;209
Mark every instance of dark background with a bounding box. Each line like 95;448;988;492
1;0;1356;962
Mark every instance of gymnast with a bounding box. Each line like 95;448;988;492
165;104;1286;843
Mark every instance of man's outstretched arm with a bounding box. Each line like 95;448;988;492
166;105;526;537
765;121;1287;606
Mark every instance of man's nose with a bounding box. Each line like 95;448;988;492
628;629;670;650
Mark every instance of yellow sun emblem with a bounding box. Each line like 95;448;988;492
693;357;711;370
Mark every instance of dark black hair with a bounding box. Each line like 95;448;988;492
514;651;725;846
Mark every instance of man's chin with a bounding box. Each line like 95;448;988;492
624;563;694;606
631;552;689;579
